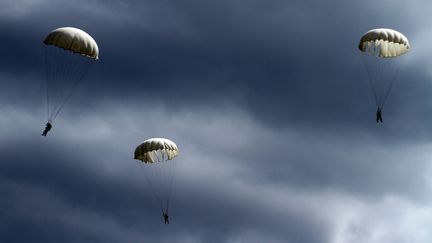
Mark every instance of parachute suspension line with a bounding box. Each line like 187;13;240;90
50;49;75;120
377;52;388;105
152;157;166;213
362;55;379;107
165;157;177;213
139;150;177;215
50;50;75;121
375;56;386;106
164;154;175;214
157;151;166;212
157;150;173;214
45;45;96;122
139;161;165;214
380;58;405;109
46;46;60;121
44;47;51;121
157;152;167;213
160;151;170;212
50;57;94;122
152;150;176;214
153;152;163;200
378;57;395;106
46;46;68;121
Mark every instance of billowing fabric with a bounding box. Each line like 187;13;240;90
134;138;179;163
358;28;410;58
44;27;99;60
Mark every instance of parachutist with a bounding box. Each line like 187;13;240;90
163;213;170;224
42;122;52;136
376;107;383;123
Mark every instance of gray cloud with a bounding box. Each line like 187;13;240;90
1;0;432;242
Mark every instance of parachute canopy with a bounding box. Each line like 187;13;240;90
134;138;179;163
358;28;410;58
44;27;99;60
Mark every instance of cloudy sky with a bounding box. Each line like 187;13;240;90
1;0;432;242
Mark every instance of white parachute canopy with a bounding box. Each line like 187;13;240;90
134;138;179;215
358;28;410;58
358;28;410;108
134;138;179;163
43;27;99;122
44;27;99;59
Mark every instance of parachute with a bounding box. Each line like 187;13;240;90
134;138;179;215
43;27;99;122
358;28;410;109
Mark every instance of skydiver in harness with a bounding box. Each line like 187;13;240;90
42;122;52;136
163;212;170;224
376;107;383;123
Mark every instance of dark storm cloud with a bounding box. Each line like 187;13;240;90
1;102;431;243
0;0;428;133
0;106;337;243
2;0;432;242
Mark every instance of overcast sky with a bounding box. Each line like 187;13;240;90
1;0;432;242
